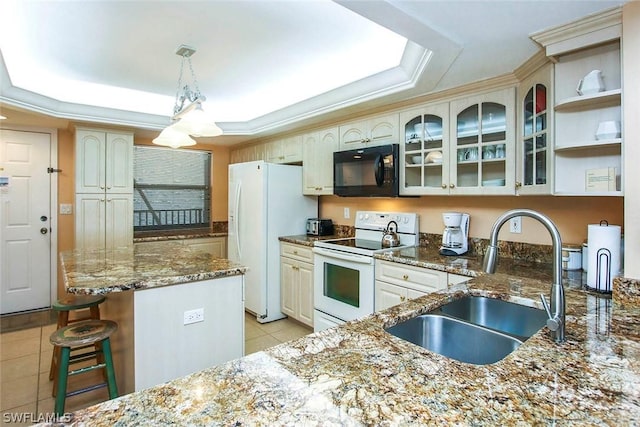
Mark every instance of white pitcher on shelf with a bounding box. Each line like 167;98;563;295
576;70;605;96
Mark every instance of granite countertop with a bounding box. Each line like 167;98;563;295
133;231;227;243
60;241;246;295
279;234;344;247
55;248;640;425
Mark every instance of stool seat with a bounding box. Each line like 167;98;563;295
49;294;106;386
50;319;118;348
52;294;106;312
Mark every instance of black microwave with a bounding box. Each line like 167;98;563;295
333;144;399;197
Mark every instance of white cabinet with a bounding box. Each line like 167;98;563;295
374;260;448;311
338;113;399;150
266;135;302;164
375;260;471;311
302;127;338;195
399;88;515;196
76;129;133;194
516;63;553;195
184;237;226;258
75;128;133;250
449;88;516;195
553;41;622;195
400;102;451;195
280;243;314;327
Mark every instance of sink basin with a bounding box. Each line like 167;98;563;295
436;296;547;340
385;314;522;365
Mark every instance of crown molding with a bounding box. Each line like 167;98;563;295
530;6;622;57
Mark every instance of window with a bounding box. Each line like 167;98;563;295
133;146;211;231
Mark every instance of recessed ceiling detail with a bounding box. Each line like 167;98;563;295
0;0;625;143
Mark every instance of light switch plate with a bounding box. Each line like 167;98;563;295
184;308;204;325
344;207;350;219
59;204;73;215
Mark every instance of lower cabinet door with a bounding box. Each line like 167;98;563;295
375;280;407;311
297;262;314;327
280;258;297;317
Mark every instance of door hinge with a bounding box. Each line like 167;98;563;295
47;167;63;173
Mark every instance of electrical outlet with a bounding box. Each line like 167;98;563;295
344;207;350;219
183;308;204;325
510;217;522;234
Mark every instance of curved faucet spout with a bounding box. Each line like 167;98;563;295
482;209;566;343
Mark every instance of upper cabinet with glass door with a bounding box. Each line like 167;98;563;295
449;88;516;195
399;103;450;195
516;63;553;195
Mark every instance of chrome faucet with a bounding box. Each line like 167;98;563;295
482;209;566;343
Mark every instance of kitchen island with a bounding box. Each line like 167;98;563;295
60;241;247;393
55;247;639;425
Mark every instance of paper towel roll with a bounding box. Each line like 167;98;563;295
586;223;621;292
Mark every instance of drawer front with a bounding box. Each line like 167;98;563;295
280;242;314;263
375;260;447;292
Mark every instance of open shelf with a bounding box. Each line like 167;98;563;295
555;89;621;111
555;138;621;152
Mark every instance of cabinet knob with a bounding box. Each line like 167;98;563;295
515;182;522;188
100;186;105;190
441;184;447;189
107;186;112;190
293;250;298;255
400;296;406;302
402;274;409;280
449;183;455;189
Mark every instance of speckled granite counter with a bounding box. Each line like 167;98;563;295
60;241;246;295
133;231;226;243
52;248;639;425
278;234;343;247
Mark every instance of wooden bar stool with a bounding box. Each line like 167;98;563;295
50;319;119;416
49;294;106;393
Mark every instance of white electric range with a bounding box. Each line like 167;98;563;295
312;211;419;332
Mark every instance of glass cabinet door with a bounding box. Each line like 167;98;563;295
400;103;449;195
452;98;510;193
516;63;552;195
523;84;548;187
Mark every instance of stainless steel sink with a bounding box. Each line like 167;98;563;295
385;314;522;365
435;296;547;340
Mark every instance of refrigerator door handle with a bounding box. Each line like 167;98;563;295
234;182;242;258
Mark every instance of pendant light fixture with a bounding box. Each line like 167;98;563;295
153;45;222;148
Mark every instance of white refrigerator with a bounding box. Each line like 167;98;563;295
228;161;318;323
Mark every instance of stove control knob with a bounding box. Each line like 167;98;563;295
403;217;409;224
364;214;369;220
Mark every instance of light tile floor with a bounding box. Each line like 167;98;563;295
0;310;312;426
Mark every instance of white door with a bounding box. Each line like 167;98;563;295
0;129;53;314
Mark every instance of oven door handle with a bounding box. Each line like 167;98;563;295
312;247;374;265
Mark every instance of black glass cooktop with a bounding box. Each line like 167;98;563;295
324;238;384;251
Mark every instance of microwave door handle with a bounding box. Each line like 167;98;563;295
374;154;384;186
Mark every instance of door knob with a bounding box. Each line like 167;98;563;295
40;215;48;222
40;227;48;235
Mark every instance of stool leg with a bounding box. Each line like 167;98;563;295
49;311;69;381
54;347;70;416
101;338;118;399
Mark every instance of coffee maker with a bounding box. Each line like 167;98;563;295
439;212;470;256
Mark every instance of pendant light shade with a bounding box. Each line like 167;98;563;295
171;102;223;137
153;44;222;148
152;124;196;149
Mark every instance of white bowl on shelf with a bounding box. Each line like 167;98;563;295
411;155;423;164
595;121;621;140
425;151;443;164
